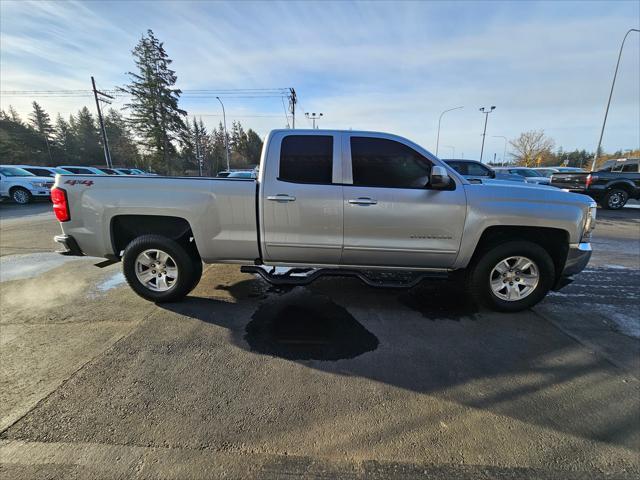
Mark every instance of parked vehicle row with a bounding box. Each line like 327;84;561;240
551;158;640;209
52;128;595;312
0;164;155;204
0;166;55;204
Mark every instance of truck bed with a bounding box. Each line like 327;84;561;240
56;175;260;263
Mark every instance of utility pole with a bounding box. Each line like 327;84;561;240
195;119;203;176
289;88;297;129
479;106;496;162
591;28;639;171
91;76;114;168
305;112;323;129
216;97;230;171
444;145;455;158
493;135;508;165
435;106;463;156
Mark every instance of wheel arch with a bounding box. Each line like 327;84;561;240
468;225;570;280
110;214;201;260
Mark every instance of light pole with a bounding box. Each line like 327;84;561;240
493;135;508;165
479;106;496;162
591;28;639;171
444;145;455;158
435;106;463;156
305;112;323;129
216;96;230;171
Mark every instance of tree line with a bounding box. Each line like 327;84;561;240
0;29;263;175
503;129;638;169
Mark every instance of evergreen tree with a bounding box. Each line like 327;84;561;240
29;101;54;163
210;122;229;174
120;29;186;174
104;109;140;167
54;114;76;163
74;107;102;165
245;129;263;166
8;105;22;124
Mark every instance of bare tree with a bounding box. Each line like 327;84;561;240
509;130;555;167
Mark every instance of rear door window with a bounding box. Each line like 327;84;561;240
279;135;333;184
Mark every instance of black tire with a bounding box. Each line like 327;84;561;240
122;235;197;303
187;251;203;294
602;189;628;210
466;240;555;312
11;187;32;204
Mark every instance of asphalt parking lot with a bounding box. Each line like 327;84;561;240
1;201;638;479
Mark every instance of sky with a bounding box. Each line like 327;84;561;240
1;0;639;161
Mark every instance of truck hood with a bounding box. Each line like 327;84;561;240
464;180;593;208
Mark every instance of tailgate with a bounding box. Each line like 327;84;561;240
550;173;588;190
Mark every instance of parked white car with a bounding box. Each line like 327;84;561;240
13;165;71;178
57;165;122;175
493;167;552;185
0;166;54;204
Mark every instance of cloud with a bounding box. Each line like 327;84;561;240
1;0;638;157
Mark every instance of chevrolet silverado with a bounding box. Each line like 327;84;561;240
51;129;596;312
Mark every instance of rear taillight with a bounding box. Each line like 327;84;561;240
51;187;70;222
585;174;598;188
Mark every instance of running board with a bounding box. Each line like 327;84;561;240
240;265;448;288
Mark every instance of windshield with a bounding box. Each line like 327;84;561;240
0;167;35;177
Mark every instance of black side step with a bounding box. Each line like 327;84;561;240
240;265;448;289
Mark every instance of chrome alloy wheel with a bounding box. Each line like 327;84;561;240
12;189;29;204
135;249;178;292
489;256;539;301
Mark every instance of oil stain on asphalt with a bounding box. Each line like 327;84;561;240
244;289;378;361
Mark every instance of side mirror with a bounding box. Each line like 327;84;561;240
489;170;496;178
430;165;450;189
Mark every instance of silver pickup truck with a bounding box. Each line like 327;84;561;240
51;129;595;312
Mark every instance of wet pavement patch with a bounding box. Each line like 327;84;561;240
244;289;378;361
399;281;478;320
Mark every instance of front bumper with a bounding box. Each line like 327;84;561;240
562;242;592;276
54;234;84;256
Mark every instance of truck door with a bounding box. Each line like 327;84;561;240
341;134;466;268
260;131;343;264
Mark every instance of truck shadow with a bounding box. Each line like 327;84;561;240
159;276;639;452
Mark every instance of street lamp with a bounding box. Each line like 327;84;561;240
479;106;496;162
305;112;323;129
435;106;463;156
591;28;639;171
493;135;508;165
216;96;230;171
444;145;455;158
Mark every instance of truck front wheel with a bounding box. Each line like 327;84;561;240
122;235;201;303
466;241;555;312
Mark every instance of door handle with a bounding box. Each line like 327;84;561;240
348;197;377;205
267;194;296;202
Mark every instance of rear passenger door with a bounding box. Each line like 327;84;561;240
260;132;343;265
341;134;466;268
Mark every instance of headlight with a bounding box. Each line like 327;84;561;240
582;202;597;241
29;181;47;188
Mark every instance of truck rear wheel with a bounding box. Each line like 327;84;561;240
466;241;555;312
122;235;200;303
602;189;628;210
